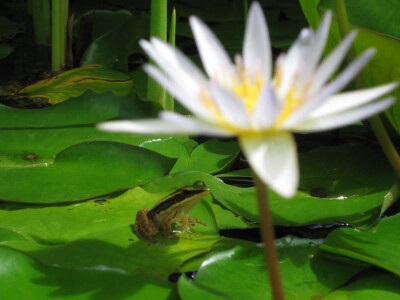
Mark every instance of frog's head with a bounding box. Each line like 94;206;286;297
191;180;208;191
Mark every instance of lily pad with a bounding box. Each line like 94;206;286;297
0;142;175;203
0;91;158;128
0;181;219;277
81;14;149;72
219;143;395;197
299;0;400;134
178;237;364;299
0;126;192;163
299;143;394;197
322;273;400;300
0;43;14;58
321;214;400;276
15;64;132;104
0;16;24;40
171;139;240;174
92;10;133;40
135;171;387;228
0;246;175;300
319;0;400;39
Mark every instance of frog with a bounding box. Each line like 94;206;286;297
134;181;210;242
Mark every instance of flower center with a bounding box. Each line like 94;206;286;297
232;71;264;114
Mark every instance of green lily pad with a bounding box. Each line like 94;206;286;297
299;143;394;197
178;237;364;299
219;143;395;197
0;16;24;40
0;180;219;277
321;214;400;276
15;64;132;104
322;273;400;300
0;142;175;203
81;14;149;72
0;246;175;300
299;0;400;134
171;139;240;174
213;181;387;227
0;126;193;163
92;10;133;40
0;43;14;58
319;0;399;39
135;171;386;228
0;91;158;128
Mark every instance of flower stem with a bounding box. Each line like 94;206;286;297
334;0;400;179
148;0;168;107
254;173;284;300
164;8;176;111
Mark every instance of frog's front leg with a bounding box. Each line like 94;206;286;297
181;216;208;233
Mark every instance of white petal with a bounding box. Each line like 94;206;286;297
310;82;398;118
143;64;214;122
140;39;206;99
283;48;376;128
318;48;375;99
189;16;236;84
243;2;272;81
98;113;233;137
308;31;357;95
292;97;395;132
160;111;234;136
97;119;196;134
277;28;313;98
209;83;250;128
298;11;331;87
150;38;207;91
240;132;298;198
252;83;280;128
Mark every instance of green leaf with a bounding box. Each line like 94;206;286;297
219;143;395;197
212;182;386;227
14;64;132;104
178;237;364;299
0;91;157;128
0;247;175;299
92;10;133;40
134;171;385;228
321;214;400;276
322;273;400;300
0;43;14;58
0;16;24;40
0;142;175;203
0;127;178;164
299;0;400;133
171;139;240;174
299;143;394;197
213;143;394;227
81;14;149;72
0;180;219;278
319;0;400;39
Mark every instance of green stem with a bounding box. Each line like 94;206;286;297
334;0;400;179
59;0;69;69
51;0;69;71
164;8;176;111
254;174;284;300
32;0;51;45
244;0;248;24
51;0;61;71
148;0;168;107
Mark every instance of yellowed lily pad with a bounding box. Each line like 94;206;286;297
16;64;133;104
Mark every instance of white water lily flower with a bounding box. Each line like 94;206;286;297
99;2;397;198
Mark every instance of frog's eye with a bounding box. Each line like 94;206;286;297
193;180;207;190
